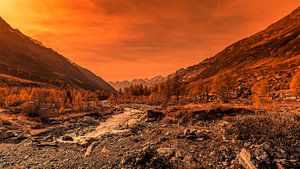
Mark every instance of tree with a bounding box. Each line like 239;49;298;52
172;73;181;101
211;73;234;103
163;78;172;104
119;88;123;94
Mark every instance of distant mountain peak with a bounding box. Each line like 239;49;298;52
110;75;166;90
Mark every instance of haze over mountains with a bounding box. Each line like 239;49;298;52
0;17;115;93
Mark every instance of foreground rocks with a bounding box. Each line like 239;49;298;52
0;104;299;168
238;144;300;169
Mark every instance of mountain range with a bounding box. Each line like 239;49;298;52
109;75;166;90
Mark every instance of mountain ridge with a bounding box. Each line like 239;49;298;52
0;16;116;93
172;7;300;100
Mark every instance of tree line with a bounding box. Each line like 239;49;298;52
110;74;182;104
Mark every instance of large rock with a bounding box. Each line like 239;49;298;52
238;145;273;169
0;131;16;141
146;110;164;121
156;148;176;158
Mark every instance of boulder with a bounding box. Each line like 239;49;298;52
62;135;73;141
0;131;16;141
146;110;164;121
156;148;176;158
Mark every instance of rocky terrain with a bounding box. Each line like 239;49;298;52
0;101;299;169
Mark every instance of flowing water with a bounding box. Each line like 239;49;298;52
58;108;145;144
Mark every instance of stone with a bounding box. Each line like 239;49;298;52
37;142;58;147
77;131;84;136
238;149;257;169
0;131;15;140
180;129;209;140
146;110;164;121
100;147;109;154
127;119;139;128
62;135;73;141
275;162;286;169
156;148;175;158
85;141;96;157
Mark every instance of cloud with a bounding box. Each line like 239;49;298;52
0;0;299;81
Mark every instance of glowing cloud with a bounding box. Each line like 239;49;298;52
0;0;299;81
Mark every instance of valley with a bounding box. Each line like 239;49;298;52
0;3;300;169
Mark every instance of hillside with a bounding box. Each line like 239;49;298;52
0;17;116;93
176;7;300;101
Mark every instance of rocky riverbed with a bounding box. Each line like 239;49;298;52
0;103;299;169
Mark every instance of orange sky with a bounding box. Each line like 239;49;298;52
0;0;299;81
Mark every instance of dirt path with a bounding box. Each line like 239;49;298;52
58;108;145;144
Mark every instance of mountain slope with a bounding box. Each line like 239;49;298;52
176;7;300;99
0;17;116;93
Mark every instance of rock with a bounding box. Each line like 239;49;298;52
100;147;109;154
85;141;96;157
251;144;272;167
275;162;286;169
0;131;16;140
120;158;126;165
5;137;21;144
17;133;28;141
42;135;54;142
238;148;257;169
127;119;139;128
156;148;175;158
37;142;58;147
183;129;190;136
179;129;209;140
146;110;164;121
77;130;84;136
62;135;73;141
